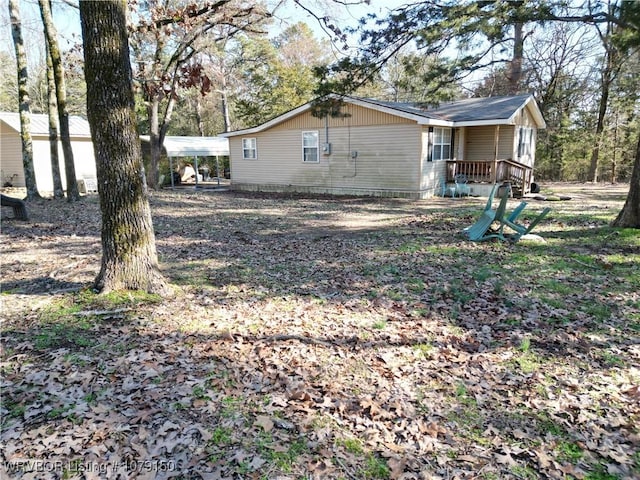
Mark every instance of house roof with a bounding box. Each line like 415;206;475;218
140;135;229;157
422;94;546;126
0;112;92;137
221;94;546;137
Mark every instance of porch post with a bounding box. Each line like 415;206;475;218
492;125;500;183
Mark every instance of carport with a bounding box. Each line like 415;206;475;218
140;135;230;189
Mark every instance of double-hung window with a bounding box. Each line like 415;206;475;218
518;127;533;158
242;138;257;160
302;131;319;163
432;127;452;161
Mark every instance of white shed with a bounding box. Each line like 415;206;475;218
0;112;97;195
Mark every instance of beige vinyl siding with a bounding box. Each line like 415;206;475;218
327;123;421;193
418;127;448;196
514;108;537;167
0;126;97;193
465;125;515;161
270;104;415;132
231;123;422;196
518;106;538;128
0;129;23;187
32;136;97;193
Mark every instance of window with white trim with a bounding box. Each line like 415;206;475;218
432;127;452;161
518;127;533;158
242;138;257;160
302;131;319;163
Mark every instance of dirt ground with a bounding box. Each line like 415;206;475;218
1;182;638;480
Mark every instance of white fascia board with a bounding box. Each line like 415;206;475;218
417;119;455;127
345;97;434;124
220;103;313;137
452;119;516;127
523;98;547;129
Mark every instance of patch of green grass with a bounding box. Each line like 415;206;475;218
538;295;566;309
445;280;474;304
582;303;613;322
406;278;425;293
381;265;401;277
398;241;422;253
34;321;95;350
584;464;622;480
361;453;390;479
386;289;405;301
538;279;575;295
30;289;163;350
63;353;88;366
192;385;211;401
472;266;494;282
268;439;307;472
221;396;243;418
514;351;541;374
536;414;566;437
412;307;429;317
2;400;25;422
510;465;538;479
46;404;75;420
556;441;583;463
504;317;522;326
336;437;364;455
413;343;434;359
597;350;625;367
372;320;388;330
209;426;232;446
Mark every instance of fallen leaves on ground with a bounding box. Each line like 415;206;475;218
1;184;639;479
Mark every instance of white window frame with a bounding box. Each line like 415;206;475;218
432;127;452;161
242;137;257;160
302;131;319;163
518;127;533;158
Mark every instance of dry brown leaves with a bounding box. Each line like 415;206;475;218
1;184;638;479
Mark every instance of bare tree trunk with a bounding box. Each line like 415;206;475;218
195;95;205;137
39;0;80;201
46;40;64;199
148;97;161;189
612;132;640;228
80;0;172;295
588;73;610;183
9;0;40;200
508;20;524;94
221;89;232;133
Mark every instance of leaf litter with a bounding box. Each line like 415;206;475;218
1;183;639;479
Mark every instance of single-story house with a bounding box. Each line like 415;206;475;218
0;112;97;194
220;94;546;198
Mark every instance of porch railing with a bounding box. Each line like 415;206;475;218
446;158;533;194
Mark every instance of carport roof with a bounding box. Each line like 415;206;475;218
140;135;229;157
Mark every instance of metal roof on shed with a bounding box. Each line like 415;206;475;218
0;112;92;136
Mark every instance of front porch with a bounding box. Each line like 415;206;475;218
446;158;533;197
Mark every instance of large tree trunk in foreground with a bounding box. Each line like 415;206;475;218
39;0;80;201
80;0;171;295
612;133;640;228
9;0;40;200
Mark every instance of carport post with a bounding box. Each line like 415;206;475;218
194;156;200;188
215;156;220;186
170;156;175;190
